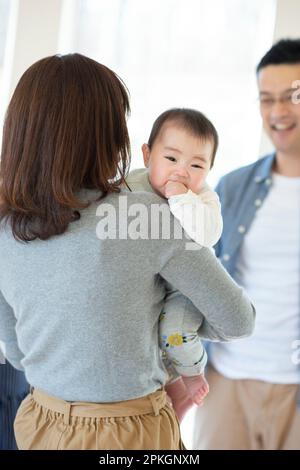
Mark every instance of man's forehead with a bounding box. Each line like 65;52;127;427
258;64;300;93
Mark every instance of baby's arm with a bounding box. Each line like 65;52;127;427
168;184;223;247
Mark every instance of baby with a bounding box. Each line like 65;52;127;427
127;108;222;420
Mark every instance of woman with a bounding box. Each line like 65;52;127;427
0;54;255;450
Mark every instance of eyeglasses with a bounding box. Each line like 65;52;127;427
259;93;300;108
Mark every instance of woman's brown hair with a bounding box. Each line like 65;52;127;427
0;53;131;242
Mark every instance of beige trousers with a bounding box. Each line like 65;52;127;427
14;388;185;450
193;365;300;450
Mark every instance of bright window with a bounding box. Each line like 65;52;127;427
60;0;276;185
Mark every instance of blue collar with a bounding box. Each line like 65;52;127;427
255;153;276;183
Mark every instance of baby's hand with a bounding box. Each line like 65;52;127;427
165;181;188;198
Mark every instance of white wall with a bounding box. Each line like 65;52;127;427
273;0;300;41
259;0;300;156
8;0;63;95
0;0;63;140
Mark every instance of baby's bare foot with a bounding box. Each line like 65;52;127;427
165;377;194;422
182;373;209;405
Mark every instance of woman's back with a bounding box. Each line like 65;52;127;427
1;185;255;404
0;189;177;402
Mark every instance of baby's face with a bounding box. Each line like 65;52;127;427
142;123;213;198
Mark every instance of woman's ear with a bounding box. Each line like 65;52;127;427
142;144;150;168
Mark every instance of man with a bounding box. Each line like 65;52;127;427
193;39;300;450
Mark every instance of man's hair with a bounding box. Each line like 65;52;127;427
147;108;218;168
257;38;300;73
0;53;131;242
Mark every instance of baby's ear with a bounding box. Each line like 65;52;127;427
142;144;150;167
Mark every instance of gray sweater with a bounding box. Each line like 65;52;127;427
0;189;255;402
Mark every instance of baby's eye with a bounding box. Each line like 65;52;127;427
191;164;204;169
164;156;176;162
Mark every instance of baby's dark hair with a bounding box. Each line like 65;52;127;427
147;108;218;168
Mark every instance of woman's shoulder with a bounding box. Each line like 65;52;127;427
109;188;166;206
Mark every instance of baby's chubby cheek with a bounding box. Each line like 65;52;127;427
191;173;207;193
147;172;166;197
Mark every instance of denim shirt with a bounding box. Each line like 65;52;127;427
214;153;275;271
214;153;300;407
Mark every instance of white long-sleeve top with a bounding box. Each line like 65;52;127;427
168;185;223;247
127;169;223;247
